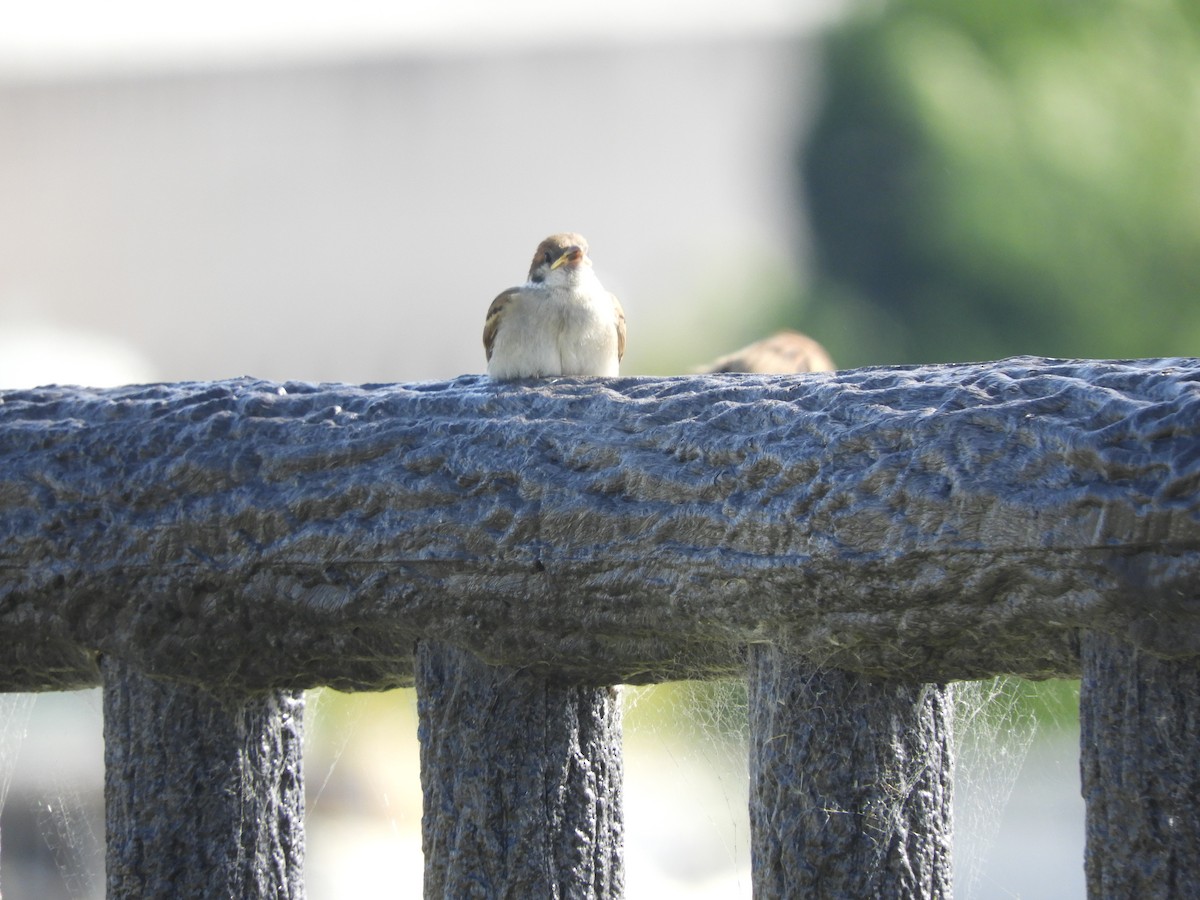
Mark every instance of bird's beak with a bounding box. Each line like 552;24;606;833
550;247;586;270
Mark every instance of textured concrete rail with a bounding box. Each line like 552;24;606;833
1;357;1197;692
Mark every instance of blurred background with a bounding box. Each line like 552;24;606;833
3;0;1198;896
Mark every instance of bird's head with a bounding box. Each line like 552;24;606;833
528;232;592;284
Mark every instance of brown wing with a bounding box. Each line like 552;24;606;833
612;294;626;362
483;288;520;362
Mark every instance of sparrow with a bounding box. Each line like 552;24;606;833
698;329;835;374
484;233;626;379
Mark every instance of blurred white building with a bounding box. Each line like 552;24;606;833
0;21;832;387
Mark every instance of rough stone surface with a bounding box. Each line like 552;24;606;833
102;657;305;899
1080;631;1200;898
1;358;1198;691
749;645;953;899
416;642;623;900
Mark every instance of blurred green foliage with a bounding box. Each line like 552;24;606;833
626;674;1081;743
796;0;1200;367
1011;675;1080;730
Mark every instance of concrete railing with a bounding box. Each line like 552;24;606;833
1;357;1197;898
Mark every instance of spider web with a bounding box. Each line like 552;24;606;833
0;690;103;900
621;673;1075;900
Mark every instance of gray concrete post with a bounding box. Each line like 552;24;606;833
102;657;305;899
749;645;953;898
415;642;623;899
1080;632;1200;898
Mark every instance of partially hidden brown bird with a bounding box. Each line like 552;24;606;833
698;329;835;375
